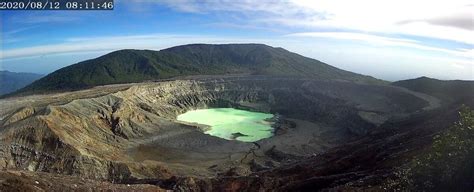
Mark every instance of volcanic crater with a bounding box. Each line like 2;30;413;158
0;75;437;183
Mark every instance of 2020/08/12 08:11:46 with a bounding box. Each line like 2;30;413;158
0;0;114;10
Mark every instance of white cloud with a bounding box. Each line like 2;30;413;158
287;32;418;45
158;0;474;45
287;32;473;59
156;0;314;16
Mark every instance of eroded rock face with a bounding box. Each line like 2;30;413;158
0;76;432;182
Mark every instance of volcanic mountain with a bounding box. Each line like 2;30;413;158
17;44;381;95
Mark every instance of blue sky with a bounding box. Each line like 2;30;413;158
1;0;473;81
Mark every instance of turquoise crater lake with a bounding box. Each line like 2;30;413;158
177;108;275;142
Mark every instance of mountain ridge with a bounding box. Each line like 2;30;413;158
392;76;474;104
0;70;43;96
15;43;384;95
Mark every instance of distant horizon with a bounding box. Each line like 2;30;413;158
1;0;472;81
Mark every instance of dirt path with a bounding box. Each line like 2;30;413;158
392;86;441;110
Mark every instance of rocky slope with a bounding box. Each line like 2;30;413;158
0;170;165;191
0;75;435;189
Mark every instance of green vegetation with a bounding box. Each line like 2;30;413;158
386;106;474;191
16;44;382;95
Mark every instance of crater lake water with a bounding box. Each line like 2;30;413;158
177;108;274;142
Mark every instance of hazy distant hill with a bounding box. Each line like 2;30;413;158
393;76;474;104
16;44;382;95
0;71;43;95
